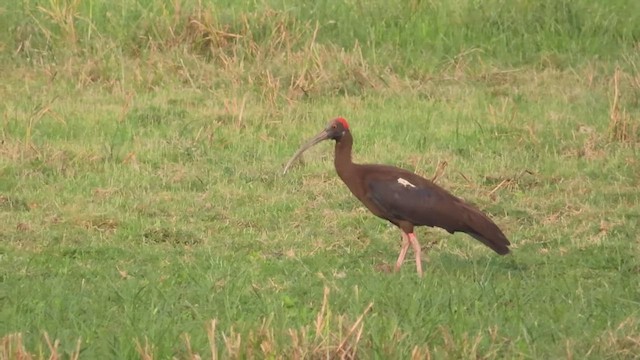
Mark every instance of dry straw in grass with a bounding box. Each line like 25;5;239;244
1;332;81;360
608;67;638;144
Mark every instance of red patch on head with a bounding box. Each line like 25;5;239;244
335;117;349;129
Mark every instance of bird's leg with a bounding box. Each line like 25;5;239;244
395;232;411;272
408;233;423;277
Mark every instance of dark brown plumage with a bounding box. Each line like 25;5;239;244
284;117;511;277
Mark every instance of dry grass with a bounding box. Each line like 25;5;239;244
608;67;639;144
129;287;374;360
583;317;640;359
6;317;638;360
1;333;81;360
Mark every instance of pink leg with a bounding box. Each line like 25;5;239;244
408;233;423;277
395;232;411;272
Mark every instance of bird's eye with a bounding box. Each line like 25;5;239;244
331;124;337;129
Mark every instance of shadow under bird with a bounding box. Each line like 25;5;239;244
283;117;511;277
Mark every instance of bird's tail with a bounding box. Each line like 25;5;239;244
459;203;511;255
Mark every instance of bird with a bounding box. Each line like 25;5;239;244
283;117;511;277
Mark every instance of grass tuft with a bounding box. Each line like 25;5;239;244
608;67;639;144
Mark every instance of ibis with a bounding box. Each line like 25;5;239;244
284;118;511;277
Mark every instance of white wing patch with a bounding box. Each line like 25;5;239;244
397;177;416;188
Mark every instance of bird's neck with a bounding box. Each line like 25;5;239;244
334;131;355;177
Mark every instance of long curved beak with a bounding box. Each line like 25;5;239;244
283;129;330;174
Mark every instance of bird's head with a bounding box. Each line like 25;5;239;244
283;117;350;174
325;117;350;141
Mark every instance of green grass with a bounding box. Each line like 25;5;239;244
1;0;640;358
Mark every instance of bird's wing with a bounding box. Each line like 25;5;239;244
365;169;511;254
365;173;465;231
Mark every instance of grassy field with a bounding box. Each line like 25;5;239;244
1;0;639;358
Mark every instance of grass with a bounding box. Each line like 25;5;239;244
1;0;640;358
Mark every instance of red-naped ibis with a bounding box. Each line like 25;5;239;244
284;117;511;277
